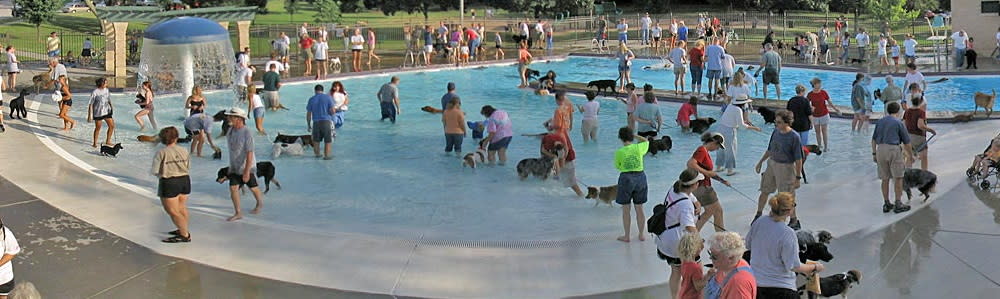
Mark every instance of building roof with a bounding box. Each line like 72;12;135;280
93;6;258;23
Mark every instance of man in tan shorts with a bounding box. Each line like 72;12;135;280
753;110;804;229
872;102;913;214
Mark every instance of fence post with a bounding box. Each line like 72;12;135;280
781;11;786;42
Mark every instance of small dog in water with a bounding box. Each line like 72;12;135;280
100;143;124;157
462;147;488;168
797;270;862;298
7;89;28;119
273;133;315;149
647;136;673;156
421;106;444;114
902;168;937;202
585;185;618;206
215;161;281;193
516;145;561;180
690;117;716;134
272;140;305;159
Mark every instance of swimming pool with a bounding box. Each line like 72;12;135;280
52;61;882;242
537;56;998;112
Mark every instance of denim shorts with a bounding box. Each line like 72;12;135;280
615;171;648;205
487;136;512;151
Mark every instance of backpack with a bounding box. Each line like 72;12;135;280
647;196;688;235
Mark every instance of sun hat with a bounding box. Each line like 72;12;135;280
224;107;248;119
732;94;752;105
701;132;726;149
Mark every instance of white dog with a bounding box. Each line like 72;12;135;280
272;140;305;159
462;148;488;168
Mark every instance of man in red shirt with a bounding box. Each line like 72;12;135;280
464;27;480;59
300;35;315;76
541;124;584;197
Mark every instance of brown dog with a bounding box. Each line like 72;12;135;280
974;89;996;117
421;106;444;114
954;113;975;123
137;135;159;143
32;71;51;94
585;185;618;206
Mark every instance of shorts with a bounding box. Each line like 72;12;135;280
854;108;868;115
47;50;60;57
658;250;700;266
618;64;631;72
813;114;830;126
615;171;648;205
618;33;628;42
312;120;335;143
93;112;113;121
0;278;13;295
253;107;264;119
693;185;719;206
677;118;691;128
495;44;502;49
756;287;798;299
763;69;780;85
352;48;362;53
425;45;434;53
910;134;927;153
315;58;326;62
158;175;191;198
759;159;798;194
263;91;280;108
905;54;916;60
303;48;314;60
653;37;661;43
673;66;686;75
876;144;905;179
82;49;92;57
581;118;598;137
706;69;721;79
559;160;578;187
892;57;900;63
61;99;73;107
228;172;259;188
638;131;658;139
487;136;512;151
820;44;830;54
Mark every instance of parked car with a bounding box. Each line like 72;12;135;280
136;0;157;6
62;2;91;13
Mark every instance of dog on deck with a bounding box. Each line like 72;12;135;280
272;140;305;159
902;168;937;202
100;143;124;157
215;161;281;193
797;229;834;263
647;136;673;156
516;145;561;180
797;270;862;298
757;106;777;124
690;117;716;134
462;147;488;168
585;185;618;206
586;79;617;96
273;133;315;149
421;106;445;114
974;89;996;117
7;89;28;119
31;72;50;94
953;113;975;123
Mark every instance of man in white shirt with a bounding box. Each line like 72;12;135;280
237;47;250;69
903;62;925;100
617;18;629;45
265;55;286;76
640;13;652;45
521;21;531;48
903;34;918;64
994;27;1000;59
951;30;968;68
534;20;545;50
855;28;869;62
47;57;67;91
313;38;329;80
236;65;254;102
299;22;309;38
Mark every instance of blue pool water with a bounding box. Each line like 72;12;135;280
535;56;999;112
53;60;884;241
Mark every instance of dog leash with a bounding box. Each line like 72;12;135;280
913;132;938;153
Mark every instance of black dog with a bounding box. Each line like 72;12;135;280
212;110;232;138
100;143;124;157
647;136;673;156
516;146;560;180
215;161;281;193
524;68;541;81
798;270;862;298
757;107;776;124
274;133;316;149
587;79;617;96
690;117;716;134
797;229;834;263
849;58;866;64
7;89;28;119
801;145;823;184
902;168;937;202
212;150;222;160
873;88;882;101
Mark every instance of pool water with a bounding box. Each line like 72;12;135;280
536;56;999;112
53;60;886;242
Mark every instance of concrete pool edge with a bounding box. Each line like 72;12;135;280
6;63;995;297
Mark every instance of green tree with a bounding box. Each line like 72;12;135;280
636;0;673;14
906;0;939;12
863;0;918;23
285;0;298;22
13;0;60;39
313;0;342;24
340;0;364;13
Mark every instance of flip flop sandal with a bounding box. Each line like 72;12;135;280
162;234;191;243
167;230;181;236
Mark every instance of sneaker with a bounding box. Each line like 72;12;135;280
882;202;894;213
788;218;801;230
893;202;911;213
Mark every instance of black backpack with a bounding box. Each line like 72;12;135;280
647;197;689;235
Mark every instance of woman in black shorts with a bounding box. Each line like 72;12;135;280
152;127;192;243
56;75;76;131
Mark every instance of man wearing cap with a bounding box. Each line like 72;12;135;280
441;82;459;111
688;132;731;232
223;107;265;222
754;109;804;229
306;84;336;160
872;102;913;214
377;76;402;124
541;124;584;197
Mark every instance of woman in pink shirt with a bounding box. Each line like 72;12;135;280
677;96;699;132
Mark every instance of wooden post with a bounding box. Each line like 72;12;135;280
237;20;251;51
112;22;128;78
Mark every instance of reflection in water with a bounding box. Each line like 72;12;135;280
879;206;940;297
166;260;202;297
973;187;1000;224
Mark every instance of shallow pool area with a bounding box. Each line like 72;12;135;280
49;60;890;242
536;56;999;112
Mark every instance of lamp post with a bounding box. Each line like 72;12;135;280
460;0;465;26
